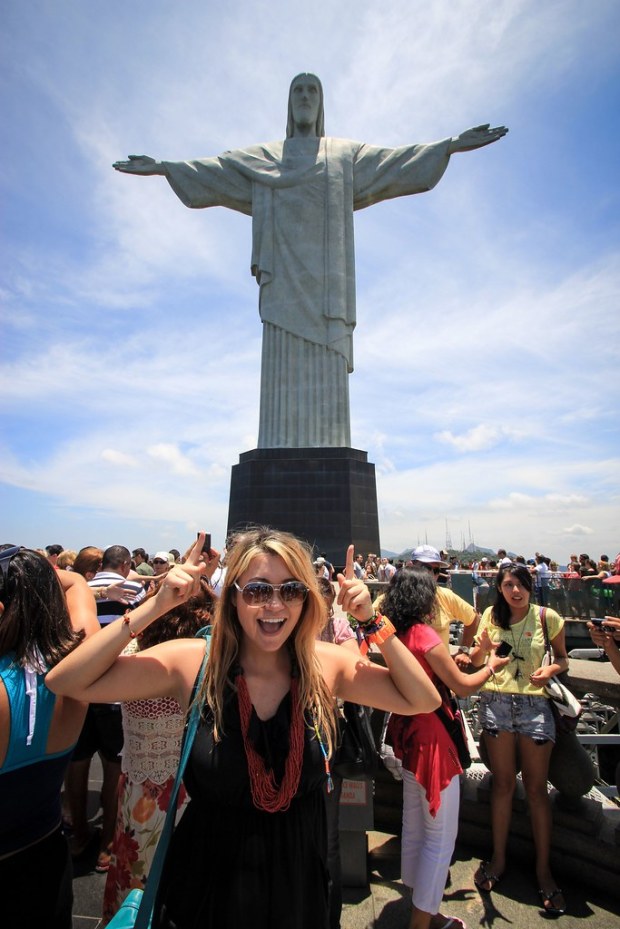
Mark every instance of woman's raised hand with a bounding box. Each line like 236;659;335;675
336;544;374;623
156;534;208;609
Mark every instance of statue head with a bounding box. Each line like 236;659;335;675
286;73;325;138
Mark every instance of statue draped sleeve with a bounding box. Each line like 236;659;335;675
352;138;452;209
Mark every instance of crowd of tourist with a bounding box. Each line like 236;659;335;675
350;546;620;621
1;535;618;929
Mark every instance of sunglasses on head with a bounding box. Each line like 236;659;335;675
233;580;309;605
0;546;21;581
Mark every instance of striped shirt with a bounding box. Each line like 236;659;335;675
88;571;145;626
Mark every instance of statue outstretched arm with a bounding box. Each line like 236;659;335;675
448;124;508;154
113;155;166;176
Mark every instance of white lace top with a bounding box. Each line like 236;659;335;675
121;696;186;785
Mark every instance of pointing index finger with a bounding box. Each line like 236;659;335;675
344;544;354;580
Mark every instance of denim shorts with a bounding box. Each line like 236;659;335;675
478;692;556;744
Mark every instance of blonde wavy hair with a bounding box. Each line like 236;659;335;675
197;527;338;757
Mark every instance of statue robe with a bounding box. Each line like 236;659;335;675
163;136;451;448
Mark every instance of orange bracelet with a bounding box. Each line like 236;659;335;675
122;610;139;639
360;614;396;655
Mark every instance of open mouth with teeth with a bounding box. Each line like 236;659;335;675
258;618;286;634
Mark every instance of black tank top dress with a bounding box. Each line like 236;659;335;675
154;684;329;929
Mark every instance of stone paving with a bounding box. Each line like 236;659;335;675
71;756;620;928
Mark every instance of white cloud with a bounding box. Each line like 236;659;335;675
101;449;138;468
561;524;594;537
146;444;199;477
435;424;507;453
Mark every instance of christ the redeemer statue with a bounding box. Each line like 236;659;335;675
114;74;507;449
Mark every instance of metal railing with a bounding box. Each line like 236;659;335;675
456;571;619;620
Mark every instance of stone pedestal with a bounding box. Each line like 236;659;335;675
227;447;380;570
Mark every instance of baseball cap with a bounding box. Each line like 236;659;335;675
153;551;172;564
411;545;450;568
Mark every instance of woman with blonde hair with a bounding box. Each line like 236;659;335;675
48;528;439;929
57;550;77;570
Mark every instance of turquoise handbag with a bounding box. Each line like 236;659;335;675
107;632;211;929
107;889;145;928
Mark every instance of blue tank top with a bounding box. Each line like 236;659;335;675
0;652;70;771
0;652;76;854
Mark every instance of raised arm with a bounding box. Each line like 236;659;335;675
317;545;440;715
448;124;508;154
113;155;166;176
46;535;211;706
57;568;100;638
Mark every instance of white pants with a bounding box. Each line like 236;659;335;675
401;768;460;915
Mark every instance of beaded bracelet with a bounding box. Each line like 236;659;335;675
122;610;139;639
359;612;396;656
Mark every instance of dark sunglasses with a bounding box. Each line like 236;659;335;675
421;565;442;576
233;580;309;605
152;559;168;565
0;545;21;581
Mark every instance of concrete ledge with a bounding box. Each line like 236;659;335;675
567;658;620;708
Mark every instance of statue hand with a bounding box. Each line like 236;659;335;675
449;124;508;154
112;155;165;176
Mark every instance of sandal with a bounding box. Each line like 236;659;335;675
539;888;565;916
95;850;112;873
473;860;502;893
431;917;467;929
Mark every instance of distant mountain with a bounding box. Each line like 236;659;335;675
462;542;496;556
384;543;516;563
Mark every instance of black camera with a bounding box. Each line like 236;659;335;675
197;532;211;554
495;641;513;658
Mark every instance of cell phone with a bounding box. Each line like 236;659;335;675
495;641;513;658
590;618;605;627
197;532;211;554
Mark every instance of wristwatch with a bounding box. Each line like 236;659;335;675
457;646;471;655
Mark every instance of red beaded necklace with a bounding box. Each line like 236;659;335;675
237;673;305;813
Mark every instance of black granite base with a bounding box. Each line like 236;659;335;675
227;447;380;572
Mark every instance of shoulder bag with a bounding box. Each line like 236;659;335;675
540;608;582;732
332;701;378;780
107;630;211;929
434;678;471;769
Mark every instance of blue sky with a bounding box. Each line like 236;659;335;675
1;0;619;564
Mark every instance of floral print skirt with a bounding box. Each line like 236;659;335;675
102;772;188;925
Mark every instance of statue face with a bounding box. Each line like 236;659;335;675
290;76;321;132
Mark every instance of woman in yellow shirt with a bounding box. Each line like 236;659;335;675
469;562;568;916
